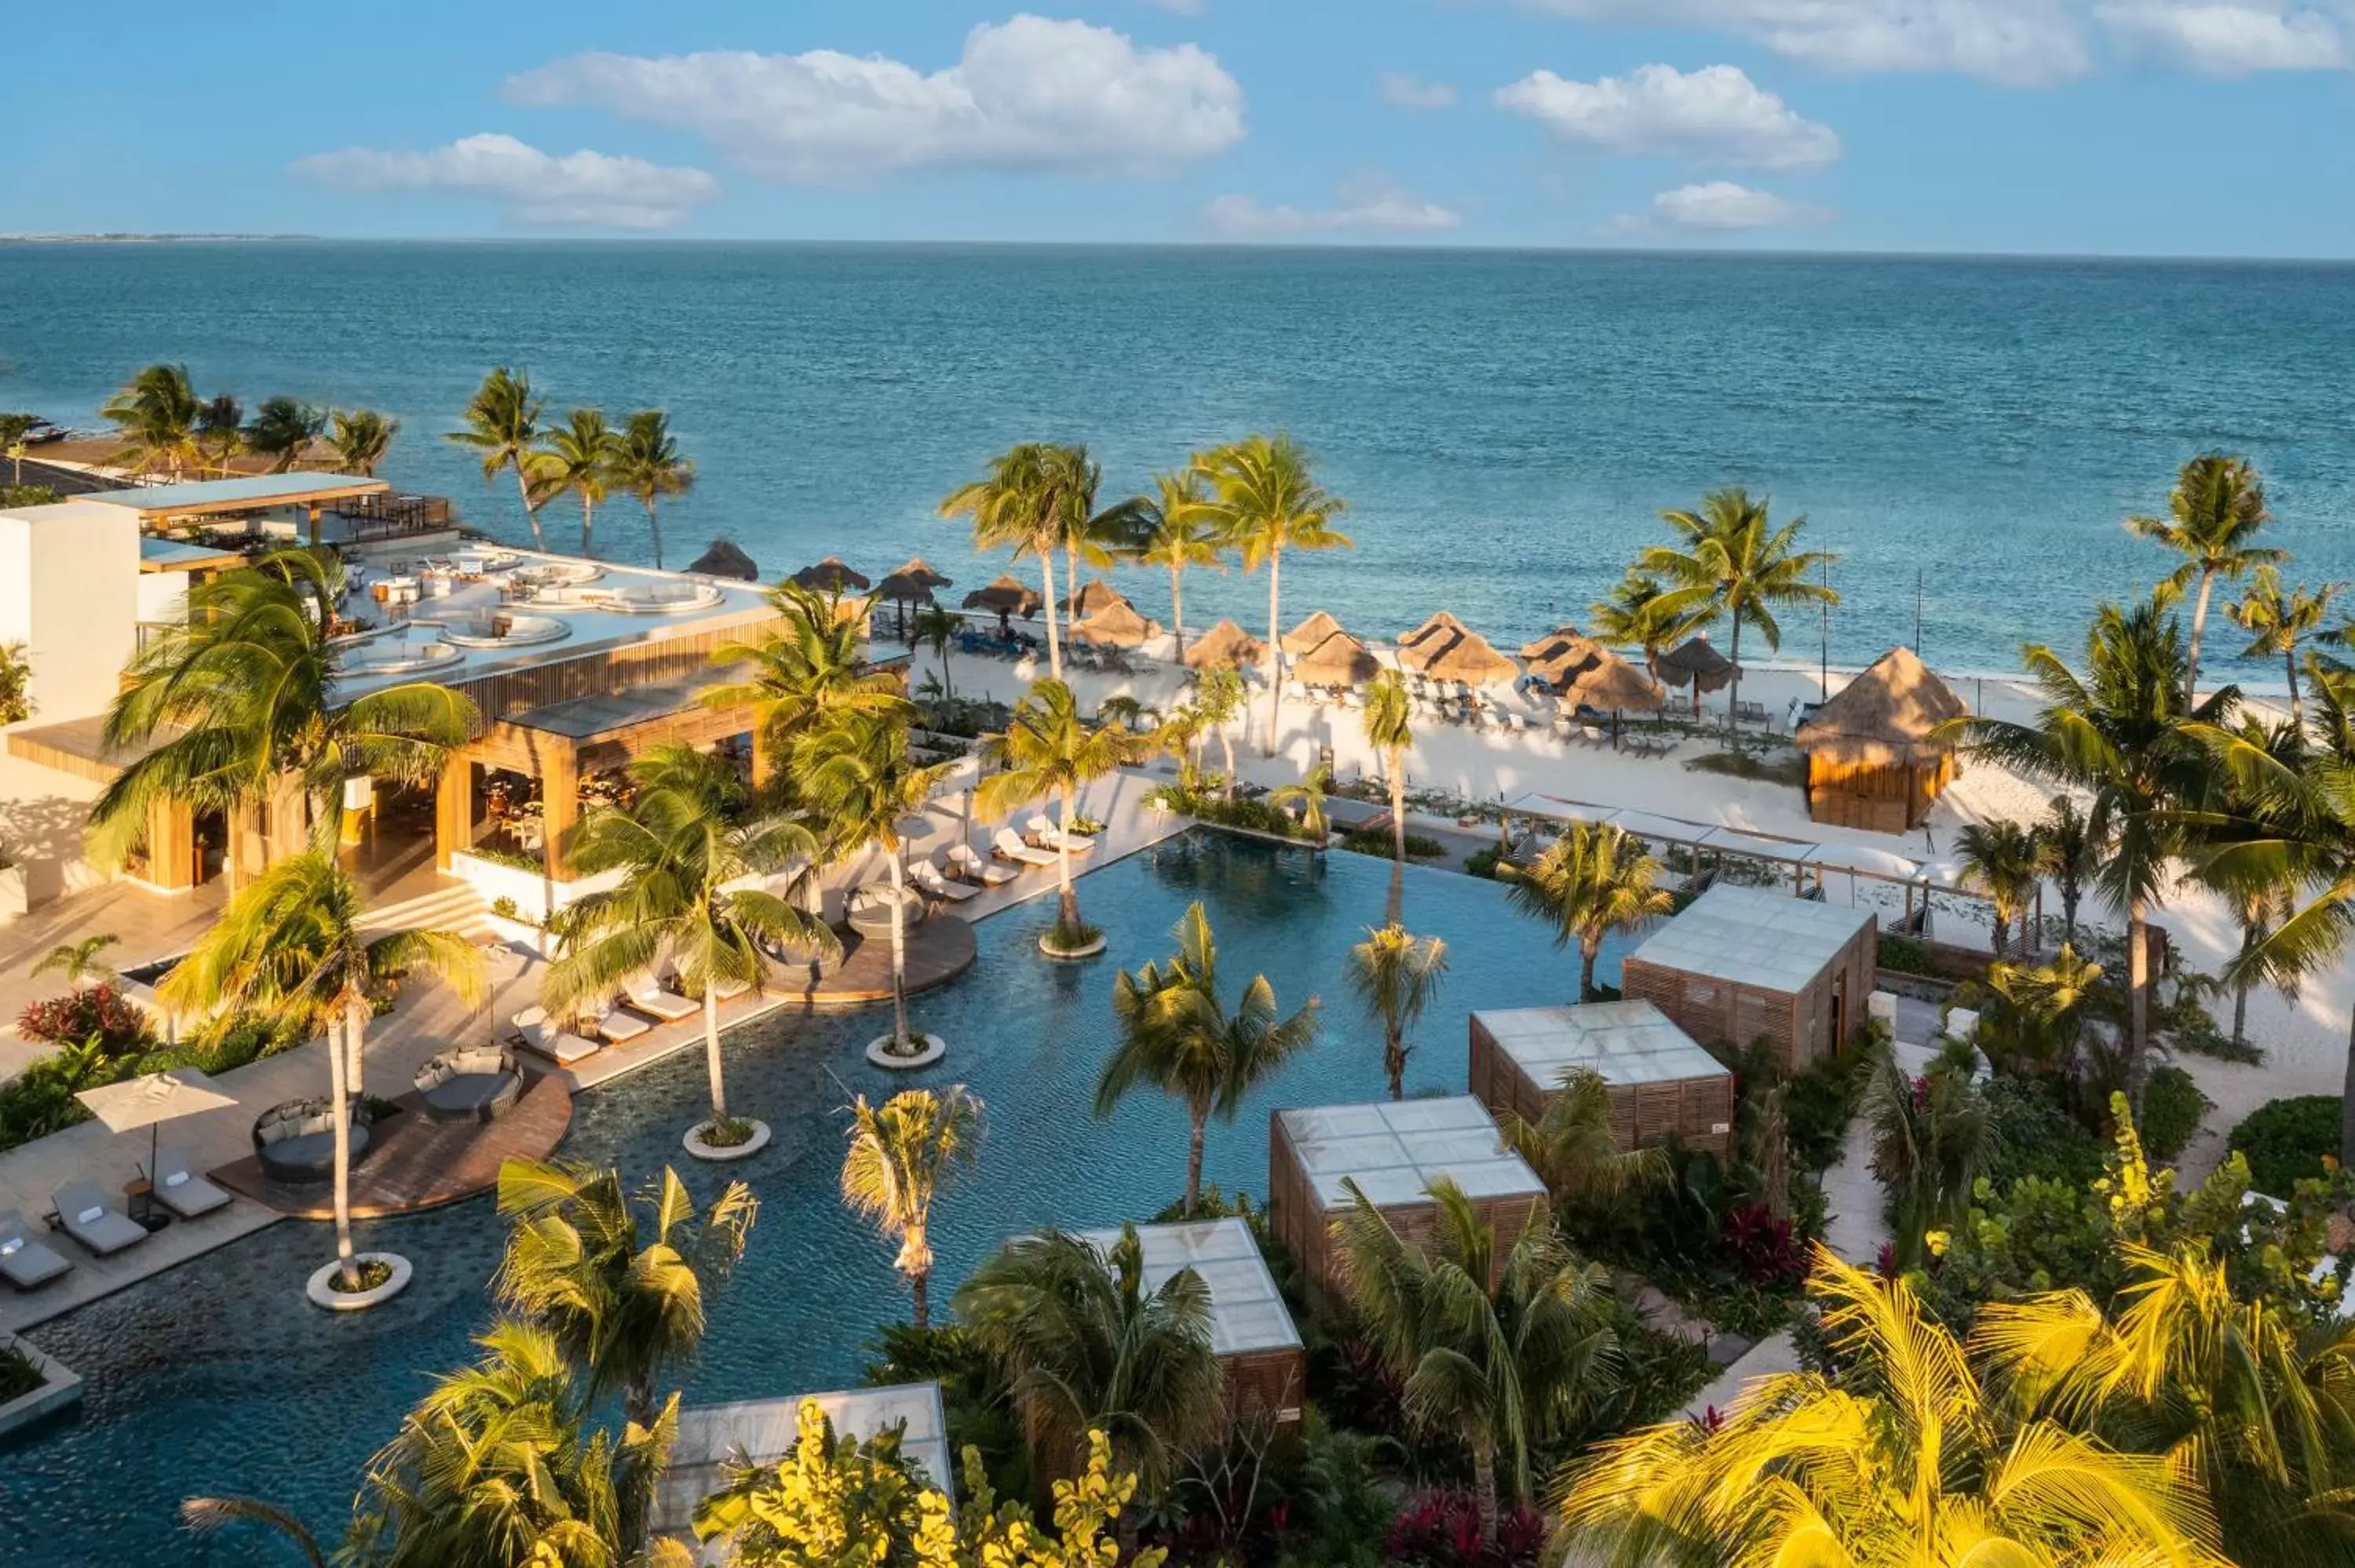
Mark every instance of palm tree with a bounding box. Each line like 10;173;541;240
1953;818;2043;958
1560;1249;2234;1568
955;1223;1224;1494
0;412;37;485
910;603;959;702
539;407;619;556
2127;454;2284;702
977;678;1148;948
2034;793;2105;950
790;706;951;1057
942;443;1071;679
493;1158;754;1435
1361;668;1415;871
1499;1067;1670;1206
1041;444;1148;639
1589;569;1714;682
1346;923;1448;1099
100;363;203;478
1501;823;1673;1002
543;745;836;1138
1095;900;1320;1214
609;409;695;570
1192;662;1247;799
195;393;243;476
1270;762;1332;843
1977;943;2110;1092
702;582;903;785
448;366;553;550
840;1086;985;1329
2232;565;2340;727
1196;435;1352;756
1338;1177;1618;1538
31;932;118;988
1129;468;1224;661
1944;594;2229;1115
243;396;327;472
90;549;476;881
327;407;398;477
159;851;486;1292
1865;1047;1991;1267
1640;487;1838;749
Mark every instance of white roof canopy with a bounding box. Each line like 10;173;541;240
1277;1096;1544;1210
1075;1217;1302;1356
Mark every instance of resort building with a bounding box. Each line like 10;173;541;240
1618;884;1878;1069
1467;1000;1736;1158
1267;1096;1547;1294
1073;1217;1304;1428
1792;645;1968;833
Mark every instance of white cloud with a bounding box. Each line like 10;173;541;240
290;133;718;228
1518;0;2092;87
1202;181;1463;237
2094;2;2344;71
1380;71;1459;109
504;15;1246;183
1610;180;1835;232
1496;63;1839;170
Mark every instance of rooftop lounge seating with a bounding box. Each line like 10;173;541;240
944;844;1015;887
413;1046;524;1122
991;829;1058;869
0;1209;71;1290
513;1006;600;1066
151;1146;232;1220
51;1181;148;1256
624;975;700;1023
253;1098;372;1183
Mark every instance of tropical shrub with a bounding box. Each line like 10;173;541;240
1875;932;1930;975
1384;1490;1544;1568
16;984;151;1054
2229;1094;2340;1198
1978;1074;2106;1188
0;1341;42;1403
2138;1063;2211;1161
1719;1202;1806;1287
1341;826;1444;859
1462;845;1502;880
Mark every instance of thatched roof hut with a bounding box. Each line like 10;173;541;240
1548;643;1664;713
1398;616;1519;686
962;574;1042;633
1070;598;1163;648
790;556;871;593
1792;646;1966;833
1184;618;1265;669
1657;636;1736;691
1400;610;1472;652
877;557;951;603
1520;624;1584;661
1064;578;1127;619
1283;609;1346;655
687;540;758;581
1291;630;1379;687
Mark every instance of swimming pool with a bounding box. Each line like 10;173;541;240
0;831;1630;1564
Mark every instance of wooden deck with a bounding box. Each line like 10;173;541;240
209;1074;573;1220
799;914;978;1007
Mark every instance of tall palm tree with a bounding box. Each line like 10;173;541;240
1337;1177;1618;1538
2127;454;2284;703
90;549;476;881
1193;662;1247;798
159;851;486;1292
2196;714;2316;1050
100;363;203;478
539;407;619;557
1640;487;1838;749
1589;569;1714;682
1944;594;2230;1115
1361;667;1415;872
955;1223;1224;1495
1559;1249;2234;1568
1953;818;2043;958
2034;793;2105;950
31;932;119;988
493;1158;754;1437
449;366;553;550
840;1086;985;1329
1129;468;1224;661
243;396;327;472
942;443;1071;679
1977;943;2110;1092
609;409;695;570
543;745;835;1137
1501;823;1673;1002
909;603;959;702
1865;1048;1991;1267
2232;565;2341;728
977;678;1148;946
1346;922;1448;1099
1040;444;1148;640
1095;900;1320;1214
1196;435;1352;756
702;582;903;785
790;706;951;1057
195;393;243;476
1499;1067;1670;1207
327;407;398;477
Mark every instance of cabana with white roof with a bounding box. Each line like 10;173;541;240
1619;884;1878;1069
1074;1217;1304;1428
1468;1001;1736;1157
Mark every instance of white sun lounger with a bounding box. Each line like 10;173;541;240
51;1181;147;1256
593;1005;654;1044
0;1209;71;1291
513;1006;601;1065
944;845;1015;887
910;860;980;903
151;1147;232;1220
1025;814;1096;853
624;975;700;1023
992;829;1059;869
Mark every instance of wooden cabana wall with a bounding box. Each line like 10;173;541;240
1467;1002;1736;1158
1793;646;1967;834
1618;886;1878;1071
1805;751;1959;834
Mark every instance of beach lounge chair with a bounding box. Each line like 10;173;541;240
592;1005;654;1044
51;1182;146;1256
513;1005;601;1066
944;844;1016;887
151;1147;232;1220
1025;814;1096;853
991;829;1059;869
911;860;980;903
0;1209;71;1291
624;975;700;1023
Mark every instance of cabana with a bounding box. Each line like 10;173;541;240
1794;646;1967;833
1619;884;1877;1070
1468;1001;1735;1158
1269;1096;1547;1294
1183;618;1265;670
655;1383;951;1549
1283;609;1346;655
1656;636;1736;717
1289;629;1379;687
1074;1218;1304;1428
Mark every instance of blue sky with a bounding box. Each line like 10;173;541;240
10;0;2355;253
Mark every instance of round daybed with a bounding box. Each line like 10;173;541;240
413;1046;524;1122
253;1098;372;1183
847;884;926;937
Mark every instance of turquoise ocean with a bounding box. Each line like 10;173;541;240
5;242;2355;678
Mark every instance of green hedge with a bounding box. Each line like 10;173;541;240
2229;1096;2341;1198
2138;1065;2211;1162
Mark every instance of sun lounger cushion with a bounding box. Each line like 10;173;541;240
0;1211;71;1291
513;1008;601;1065
944;847;1015;886
625;978;699;1021
992;830;1058;867
152;1147;232;1219
53;1183;146;1256
595;1007;653;1043
1026;815;1096;852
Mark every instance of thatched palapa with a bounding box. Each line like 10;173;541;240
1290;630;1379;687
877;556;952;604
1400;610;1472;652
686;540;758;581
1793;645;1966;833
962;574;1043;633
1656;636;1736;691
1547;642;1663;713
1070;598;1163;647
790;556;871;593
1063;578;1126;619
1520;624;1585;661
1283;609;1346;655
1183;618;1265;669
1398;615;1519;686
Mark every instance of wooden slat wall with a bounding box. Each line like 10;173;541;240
1470;1016;1732;1159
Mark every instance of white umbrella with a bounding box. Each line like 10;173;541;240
77;1067;239;1181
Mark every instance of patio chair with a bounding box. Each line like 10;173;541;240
151;1146;232;1220
944;844;1016;887
1025;814;1096;853
0;1209;71;1291
991;829;1059;869
51;1182;147;1256
592;1005;653;1044
512;1005;601;1066
623;975;700;1023
911;860;981;903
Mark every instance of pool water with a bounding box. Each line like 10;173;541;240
0;832;1628;1565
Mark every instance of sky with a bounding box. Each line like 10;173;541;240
8;0;2355;254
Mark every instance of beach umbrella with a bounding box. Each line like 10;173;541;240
962;574;1042;635
789;556;871;593
1290;629;1380;687
1547;642;1665;714
1062;578;1127;619
1282;609;1346;656
1520;624;1585;661
686;540;758;581
1070;598;1163;648
1397;614;1519;686
876;557;953;638
1522;628;1601;683
1656;636;1736;717
1182;618;1265;670
76;1067;239;1183
1399;610;1472;653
